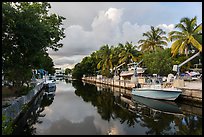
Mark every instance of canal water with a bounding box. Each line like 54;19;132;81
12;80;202;135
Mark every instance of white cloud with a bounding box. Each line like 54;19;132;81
121;22;150;45
47;3;201;69
49;7;174;69
157;24;175;33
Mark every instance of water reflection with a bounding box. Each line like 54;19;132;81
73;80;202;135
12;89;56;135
131;95;183;115
37;116;102;135
12;80;202;135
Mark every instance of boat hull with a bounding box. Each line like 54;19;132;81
132;95;182;114
132;88;182;101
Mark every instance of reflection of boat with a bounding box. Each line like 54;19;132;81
132;78;182;101
132;95;183;115
44;86;56;95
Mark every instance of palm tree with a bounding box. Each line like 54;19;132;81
138;26;168;52
97;44;113;76
168;16;202;57
118;42;139;65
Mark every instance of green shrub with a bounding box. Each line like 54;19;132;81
2;115;13;135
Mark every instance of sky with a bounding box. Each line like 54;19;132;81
47;2;202;69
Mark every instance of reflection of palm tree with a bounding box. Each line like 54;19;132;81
113;97;139;127
73;81;202;135
139;110;176;135
97;90;115;121
73;81;139;127
176;115;202;135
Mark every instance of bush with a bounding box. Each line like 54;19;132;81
2;115;13;135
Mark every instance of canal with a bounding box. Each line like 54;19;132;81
12;80;202;135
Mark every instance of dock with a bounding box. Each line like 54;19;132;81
82;76;202;103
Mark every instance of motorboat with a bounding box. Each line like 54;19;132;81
43;75;56;94
131;77;182;101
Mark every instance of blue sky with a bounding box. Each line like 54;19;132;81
47;2;202;69
158;2;202;23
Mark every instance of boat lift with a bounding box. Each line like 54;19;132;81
113;62;125;76
173;52;201;77
113;59;144;76
132;59;144;77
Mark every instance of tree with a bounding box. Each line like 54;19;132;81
168;16;202;57
65;68;72;75
119;42;140;65
97;44;113;77
2;2;65;90
138;26;168;53
143;48;173;76
72;63;82;79
32;51;55;75
71;51;101;79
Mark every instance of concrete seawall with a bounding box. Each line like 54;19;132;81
2;79;45;124
82;77;202;103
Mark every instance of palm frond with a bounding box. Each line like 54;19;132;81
179;40;187;54
97;61;102;69
193;23;202;34
175;23;187;31
171;40;182;56
189;35;202;52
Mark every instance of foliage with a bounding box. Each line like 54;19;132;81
118;42;141;65
72;53;100;79
72;42;142;79
138;26;168;53
2;115;13;135
65;68;72;75
17;86;33;96
143;48;173;76
96;44;113;76
168;16;202;57
72;17;202;79
72;63;84;79
171;53;202;73
32;51;55;75
2;2;65;91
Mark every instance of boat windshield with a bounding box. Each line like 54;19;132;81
146;78;162;85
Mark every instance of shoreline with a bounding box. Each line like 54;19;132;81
82;76;202;103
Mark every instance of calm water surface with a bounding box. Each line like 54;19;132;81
13;80;202;135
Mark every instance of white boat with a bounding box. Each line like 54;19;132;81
118;60;147;83
132;78;182;101
120;67;146;77
43;75;56;94
44;79;56;88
